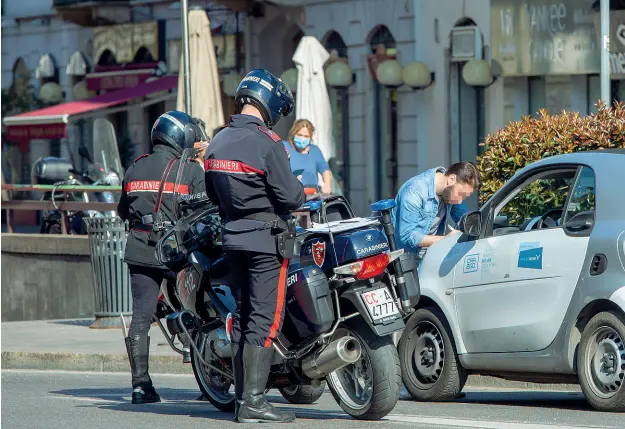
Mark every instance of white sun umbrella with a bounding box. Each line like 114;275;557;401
177;9;224;138
292;36;340;194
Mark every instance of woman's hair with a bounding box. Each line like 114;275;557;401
287;119;315;147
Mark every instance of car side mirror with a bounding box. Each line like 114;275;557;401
458;211;482;237
564;210;594;235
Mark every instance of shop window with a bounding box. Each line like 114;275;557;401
134;47;155;64
587;75;601;114
529;77;546;118
98;50;118;66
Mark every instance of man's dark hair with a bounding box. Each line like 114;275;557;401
446;162;480;188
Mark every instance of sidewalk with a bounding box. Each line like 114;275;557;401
1;319;192;374
1;318;580;392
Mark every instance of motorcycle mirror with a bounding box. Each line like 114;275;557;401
78;145;93;164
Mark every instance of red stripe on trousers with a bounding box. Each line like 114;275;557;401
264;258;289;348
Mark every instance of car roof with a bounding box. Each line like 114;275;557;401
518;149;625;172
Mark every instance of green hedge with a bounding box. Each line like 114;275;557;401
477;101;625;205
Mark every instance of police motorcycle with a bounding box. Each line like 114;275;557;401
33;118;122;234
151;149;421;420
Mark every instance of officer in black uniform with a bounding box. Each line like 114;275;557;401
204;69;305;423
117;110;209;404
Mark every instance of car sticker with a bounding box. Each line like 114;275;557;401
481;249;497;272
463;253;480;273
518;242;543;269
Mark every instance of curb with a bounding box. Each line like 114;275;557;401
1;351;192;375
1;351;581;392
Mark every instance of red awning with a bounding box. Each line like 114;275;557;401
3;76;178;142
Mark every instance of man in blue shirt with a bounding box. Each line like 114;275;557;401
391;162;480;258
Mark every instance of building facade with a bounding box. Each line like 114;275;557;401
2;0;243;186
241;0;492;215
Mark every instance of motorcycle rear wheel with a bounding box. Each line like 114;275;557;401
326;317;401;420
191;330;235;412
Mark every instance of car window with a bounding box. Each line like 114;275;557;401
563;166;595;224
492;169;577;235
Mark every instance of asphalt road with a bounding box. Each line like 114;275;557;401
2;370;624;429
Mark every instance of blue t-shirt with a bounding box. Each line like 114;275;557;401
283;142;329;187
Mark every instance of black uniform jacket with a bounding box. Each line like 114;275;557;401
204;114;305;254
117;145;208;268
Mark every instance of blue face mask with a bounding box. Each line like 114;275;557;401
293;136;311;150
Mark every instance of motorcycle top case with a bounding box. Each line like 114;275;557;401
32;157;74;184
282;265;334;344
299;225;390;272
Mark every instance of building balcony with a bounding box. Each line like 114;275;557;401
53;0;130;27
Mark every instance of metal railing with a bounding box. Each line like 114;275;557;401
1;184;122;234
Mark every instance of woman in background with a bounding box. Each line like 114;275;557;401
284;119;332;196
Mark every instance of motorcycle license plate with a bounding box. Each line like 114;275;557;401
361;287;399;322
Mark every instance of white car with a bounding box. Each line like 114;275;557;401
398;150;625;412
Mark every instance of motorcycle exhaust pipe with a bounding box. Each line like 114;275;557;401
301;337;362;379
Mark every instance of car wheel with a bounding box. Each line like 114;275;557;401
398;307;467;401
578;311;625;412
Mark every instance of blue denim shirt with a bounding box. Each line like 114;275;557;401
391;167;468;254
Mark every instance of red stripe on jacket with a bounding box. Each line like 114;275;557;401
125;181;189;194
205;159;265;176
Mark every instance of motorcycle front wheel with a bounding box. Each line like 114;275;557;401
191;330;235;412
326;317;401;420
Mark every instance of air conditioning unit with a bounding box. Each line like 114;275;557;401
450;26;483;62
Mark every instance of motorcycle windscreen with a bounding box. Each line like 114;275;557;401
171;147;197;222
92;118;124;184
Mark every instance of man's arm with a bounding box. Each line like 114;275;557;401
265;144;305;211
397;189;452;252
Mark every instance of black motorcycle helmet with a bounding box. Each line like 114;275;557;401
151;110;208;155
235;69;294;128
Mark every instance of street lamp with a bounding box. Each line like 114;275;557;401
280;68;298;93
402;61;435;90
39;82;64;104
462;58;497;88
376;59;403;88
325;61;353;88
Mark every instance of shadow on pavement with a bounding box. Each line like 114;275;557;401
401;390;597;412
50;388;349;421
48;319;94;327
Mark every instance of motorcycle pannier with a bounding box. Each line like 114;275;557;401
285;266;334;341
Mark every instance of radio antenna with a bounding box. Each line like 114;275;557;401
320;197;340;268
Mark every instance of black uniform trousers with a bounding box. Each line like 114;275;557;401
226;250;288;348
128;265;176;337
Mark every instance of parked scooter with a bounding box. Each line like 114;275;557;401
34;118;123;234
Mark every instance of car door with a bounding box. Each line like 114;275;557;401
452;165;595;353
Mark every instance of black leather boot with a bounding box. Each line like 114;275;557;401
231;342;244;418
236;343;295;423
125;335;161;404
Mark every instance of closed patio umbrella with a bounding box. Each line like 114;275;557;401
177;9;224;137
